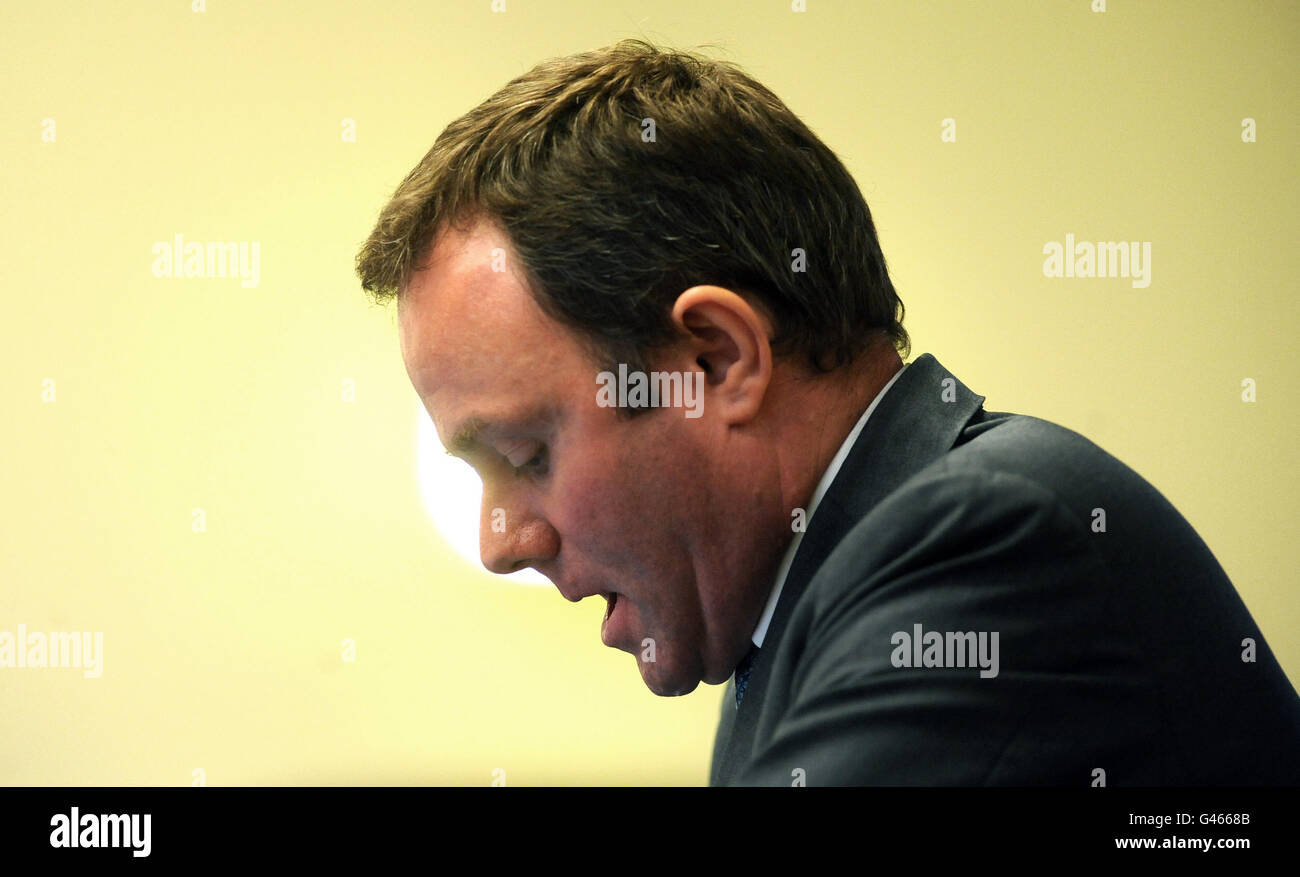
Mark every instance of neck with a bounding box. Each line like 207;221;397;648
771;341;902;519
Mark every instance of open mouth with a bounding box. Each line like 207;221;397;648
601;592;626;649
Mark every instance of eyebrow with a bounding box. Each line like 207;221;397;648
446;416;492;459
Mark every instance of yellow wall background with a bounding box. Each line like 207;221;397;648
1;0;1295;785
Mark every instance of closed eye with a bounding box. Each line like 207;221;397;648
511;447;549;479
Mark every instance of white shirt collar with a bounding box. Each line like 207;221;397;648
750;361;909;648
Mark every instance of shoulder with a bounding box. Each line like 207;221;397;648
780;413;1134;698
798;450;1107;649
848;409;1173;574
812;411;1119;609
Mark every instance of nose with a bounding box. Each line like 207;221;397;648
479;500;560;576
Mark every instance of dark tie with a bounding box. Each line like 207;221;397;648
734;645;760;708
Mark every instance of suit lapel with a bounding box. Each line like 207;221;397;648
710;352;987;784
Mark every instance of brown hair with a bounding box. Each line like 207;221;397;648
355;39;908;375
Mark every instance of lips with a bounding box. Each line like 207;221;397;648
556;584;631;650
601;592;629;649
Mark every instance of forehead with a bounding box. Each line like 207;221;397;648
397;217;580;434
399;216;525;350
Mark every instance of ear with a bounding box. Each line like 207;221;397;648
669;286;773;425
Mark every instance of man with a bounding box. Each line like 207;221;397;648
356;40;1300;784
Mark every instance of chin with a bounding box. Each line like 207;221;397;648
639;662;701;697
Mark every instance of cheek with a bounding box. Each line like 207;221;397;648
549;425;681;560
546;444;633;546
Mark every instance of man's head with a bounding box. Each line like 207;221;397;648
358;40;907;695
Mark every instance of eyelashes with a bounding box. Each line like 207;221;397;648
510;447;549;479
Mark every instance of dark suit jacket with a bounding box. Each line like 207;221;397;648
710;353;1300;785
